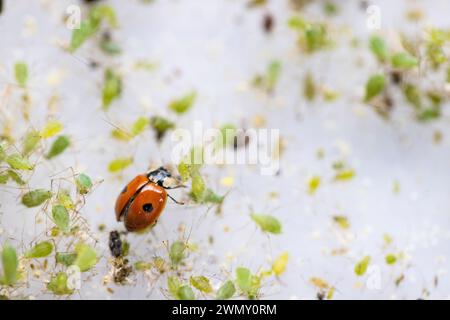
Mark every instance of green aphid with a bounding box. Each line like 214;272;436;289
22;189;52;208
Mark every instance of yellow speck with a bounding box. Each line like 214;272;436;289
272;252;289;276
220;176;234;187
310;277;330;289
252;115;267;128
46;69;67;87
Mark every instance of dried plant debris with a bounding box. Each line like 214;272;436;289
365;31;450;120
288;16;331;53
252;61;281;93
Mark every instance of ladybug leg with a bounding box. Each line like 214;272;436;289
167;193;184;205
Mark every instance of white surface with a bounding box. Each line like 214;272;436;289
0;0;450;299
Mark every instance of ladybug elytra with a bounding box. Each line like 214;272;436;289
115;167;183;232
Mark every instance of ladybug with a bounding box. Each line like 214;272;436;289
115;167;183;232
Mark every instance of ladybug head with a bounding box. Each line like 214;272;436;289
147;166;182;189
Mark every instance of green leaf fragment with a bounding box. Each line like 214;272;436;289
391;52;419;69
250;213;282;234
288;17;330;53
40;121;63;139
120;240;130;257
131;117;148;136
248;0;267;7
6;153;33;170
190;276;213;293
216;124;237;149
177;161;191;182
91;5;118;27
102;69;122;110
177;147;204;182
334;169;355;181
425;28;450;69
417;106;441;122
265;60;282;92
216;280;235;300
307;176;321;195
111;128;132;141
385;254;397;265
70;5;118;52
150;116;175;140
56;252;77;266
25;241;53;258
354;255;371;276
14;62;28;87
252;61;282;92
0;144;5;163
272;252;289;276
168;92;196;114
7;170;25;186
287;16;306;29
134;60;156;71
177;285;195;300
52;205;70;232
108;157;133;173
167;276;182;299
1;244;18;286
76;173;93;195
70;19;100;52
369;36;388;63
57;190;75;210
0;173;9;184
47;272;74;295
303;72;316;101
22;130;41;155
151;257;168;273
202;189;224;204
100;38;122;55
134;261;152;271
364;74;385;102
46;135;70;159
333;215;350;229
74;243;97;272
403;84;422;109
169;241;186;266
22;189;52;207
190;173;206;202
236;267;252;292
323;2;338;16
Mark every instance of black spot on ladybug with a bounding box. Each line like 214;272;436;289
121;185;127;194
143;203;153;213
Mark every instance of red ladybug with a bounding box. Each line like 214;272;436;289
115;167;183;232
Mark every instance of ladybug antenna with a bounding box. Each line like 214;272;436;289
167;193;184;205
